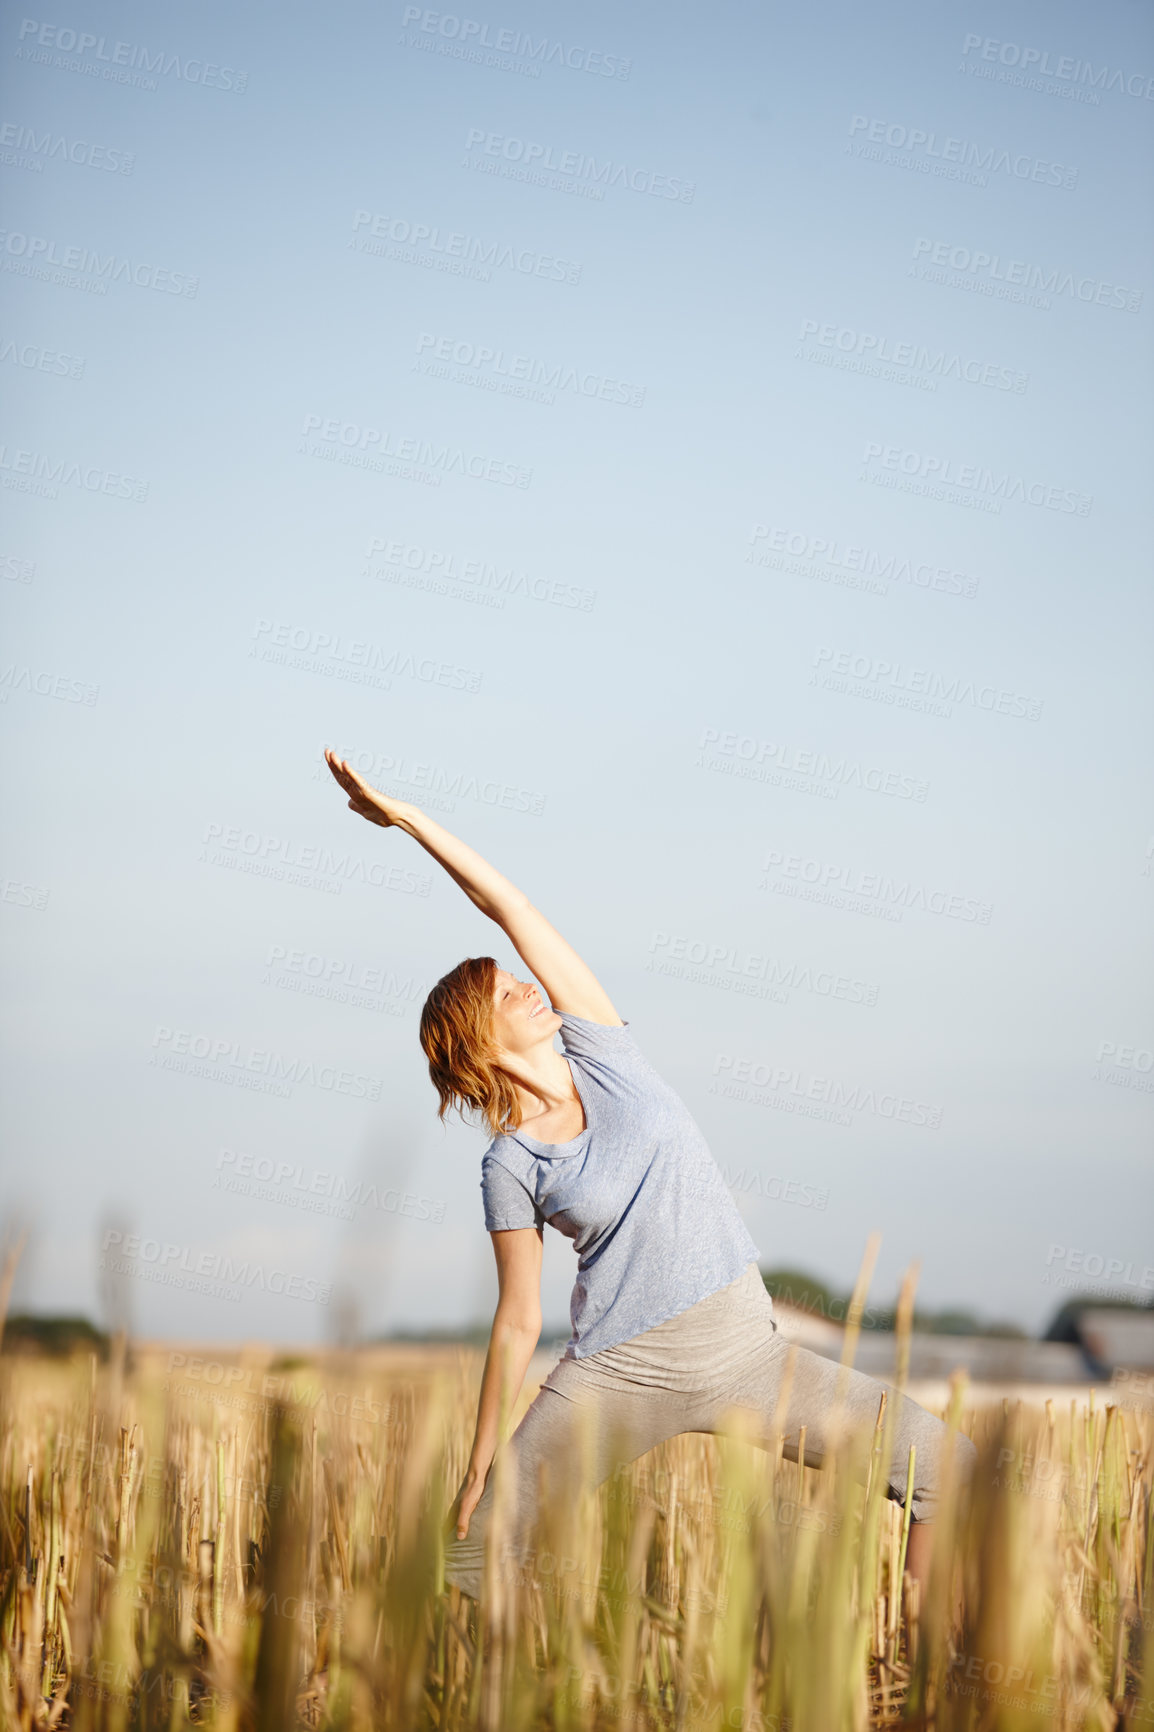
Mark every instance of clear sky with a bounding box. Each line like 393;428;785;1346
2;0;1152;1346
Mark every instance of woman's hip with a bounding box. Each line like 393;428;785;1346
549;1261;780;1396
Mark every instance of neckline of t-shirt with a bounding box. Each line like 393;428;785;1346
506;1055;591;1155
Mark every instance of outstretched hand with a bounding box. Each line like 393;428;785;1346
323;749;411;828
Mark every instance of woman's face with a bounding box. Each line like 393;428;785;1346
488;966;562;1058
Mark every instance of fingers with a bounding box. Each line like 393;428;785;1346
447;1487;471;1539
340;764;379;804
324;751;353;793
324;748;366;796
326;750;392;825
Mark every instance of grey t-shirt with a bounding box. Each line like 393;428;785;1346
480;1012;763;1359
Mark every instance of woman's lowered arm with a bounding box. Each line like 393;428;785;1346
449;1225;544;1540
324;749;621;1022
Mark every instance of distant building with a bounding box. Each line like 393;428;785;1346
527;1295;1154;1404
771;1301;1088;1386
1048;1306;1154;1380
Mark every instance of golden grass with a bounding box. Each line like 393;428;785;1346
1;1338;1150;1731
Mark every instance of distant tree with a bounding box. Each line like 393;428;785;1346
760;1269;1030;1338
760;1268;841;1319
922;1308;984;1337
1;1314;110;1359
379;1323;492;1347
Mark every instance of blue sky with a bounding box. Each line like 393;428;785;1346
2;0;1151;1344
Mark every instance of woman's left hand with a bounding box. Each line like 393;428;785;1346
324;748;420;828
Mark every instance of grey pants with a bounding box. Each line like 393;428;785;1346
443;1261;975;1600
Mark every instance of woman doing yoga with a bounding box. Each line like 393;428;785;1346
324;749;976;1606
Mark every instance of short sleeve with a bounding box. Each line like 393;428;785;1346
481;1153;544;1231
556;1012;641;1062
556;1013;658;1090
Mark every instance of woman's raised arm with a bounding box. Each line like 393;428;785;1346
324;750;622;1023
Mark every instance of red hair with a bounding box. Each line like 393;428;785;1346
419;956;524;1138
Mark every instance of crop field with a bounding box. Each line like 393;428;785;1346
1;1337;1151;1731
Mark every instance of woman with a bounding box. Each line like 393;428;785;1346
324;749;975;1606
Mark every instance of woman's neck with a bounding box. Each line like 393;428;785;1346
501;1043;578;1121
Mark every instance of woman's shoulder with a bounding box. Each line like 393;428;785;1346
482;1137;529;1173
558;1012;670;1092
557;1011;641;1055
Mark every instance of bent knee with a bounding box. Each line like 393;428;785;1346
908;1426;978;1520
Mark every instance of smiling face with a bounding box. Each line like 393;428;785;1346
488;966;563;1059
